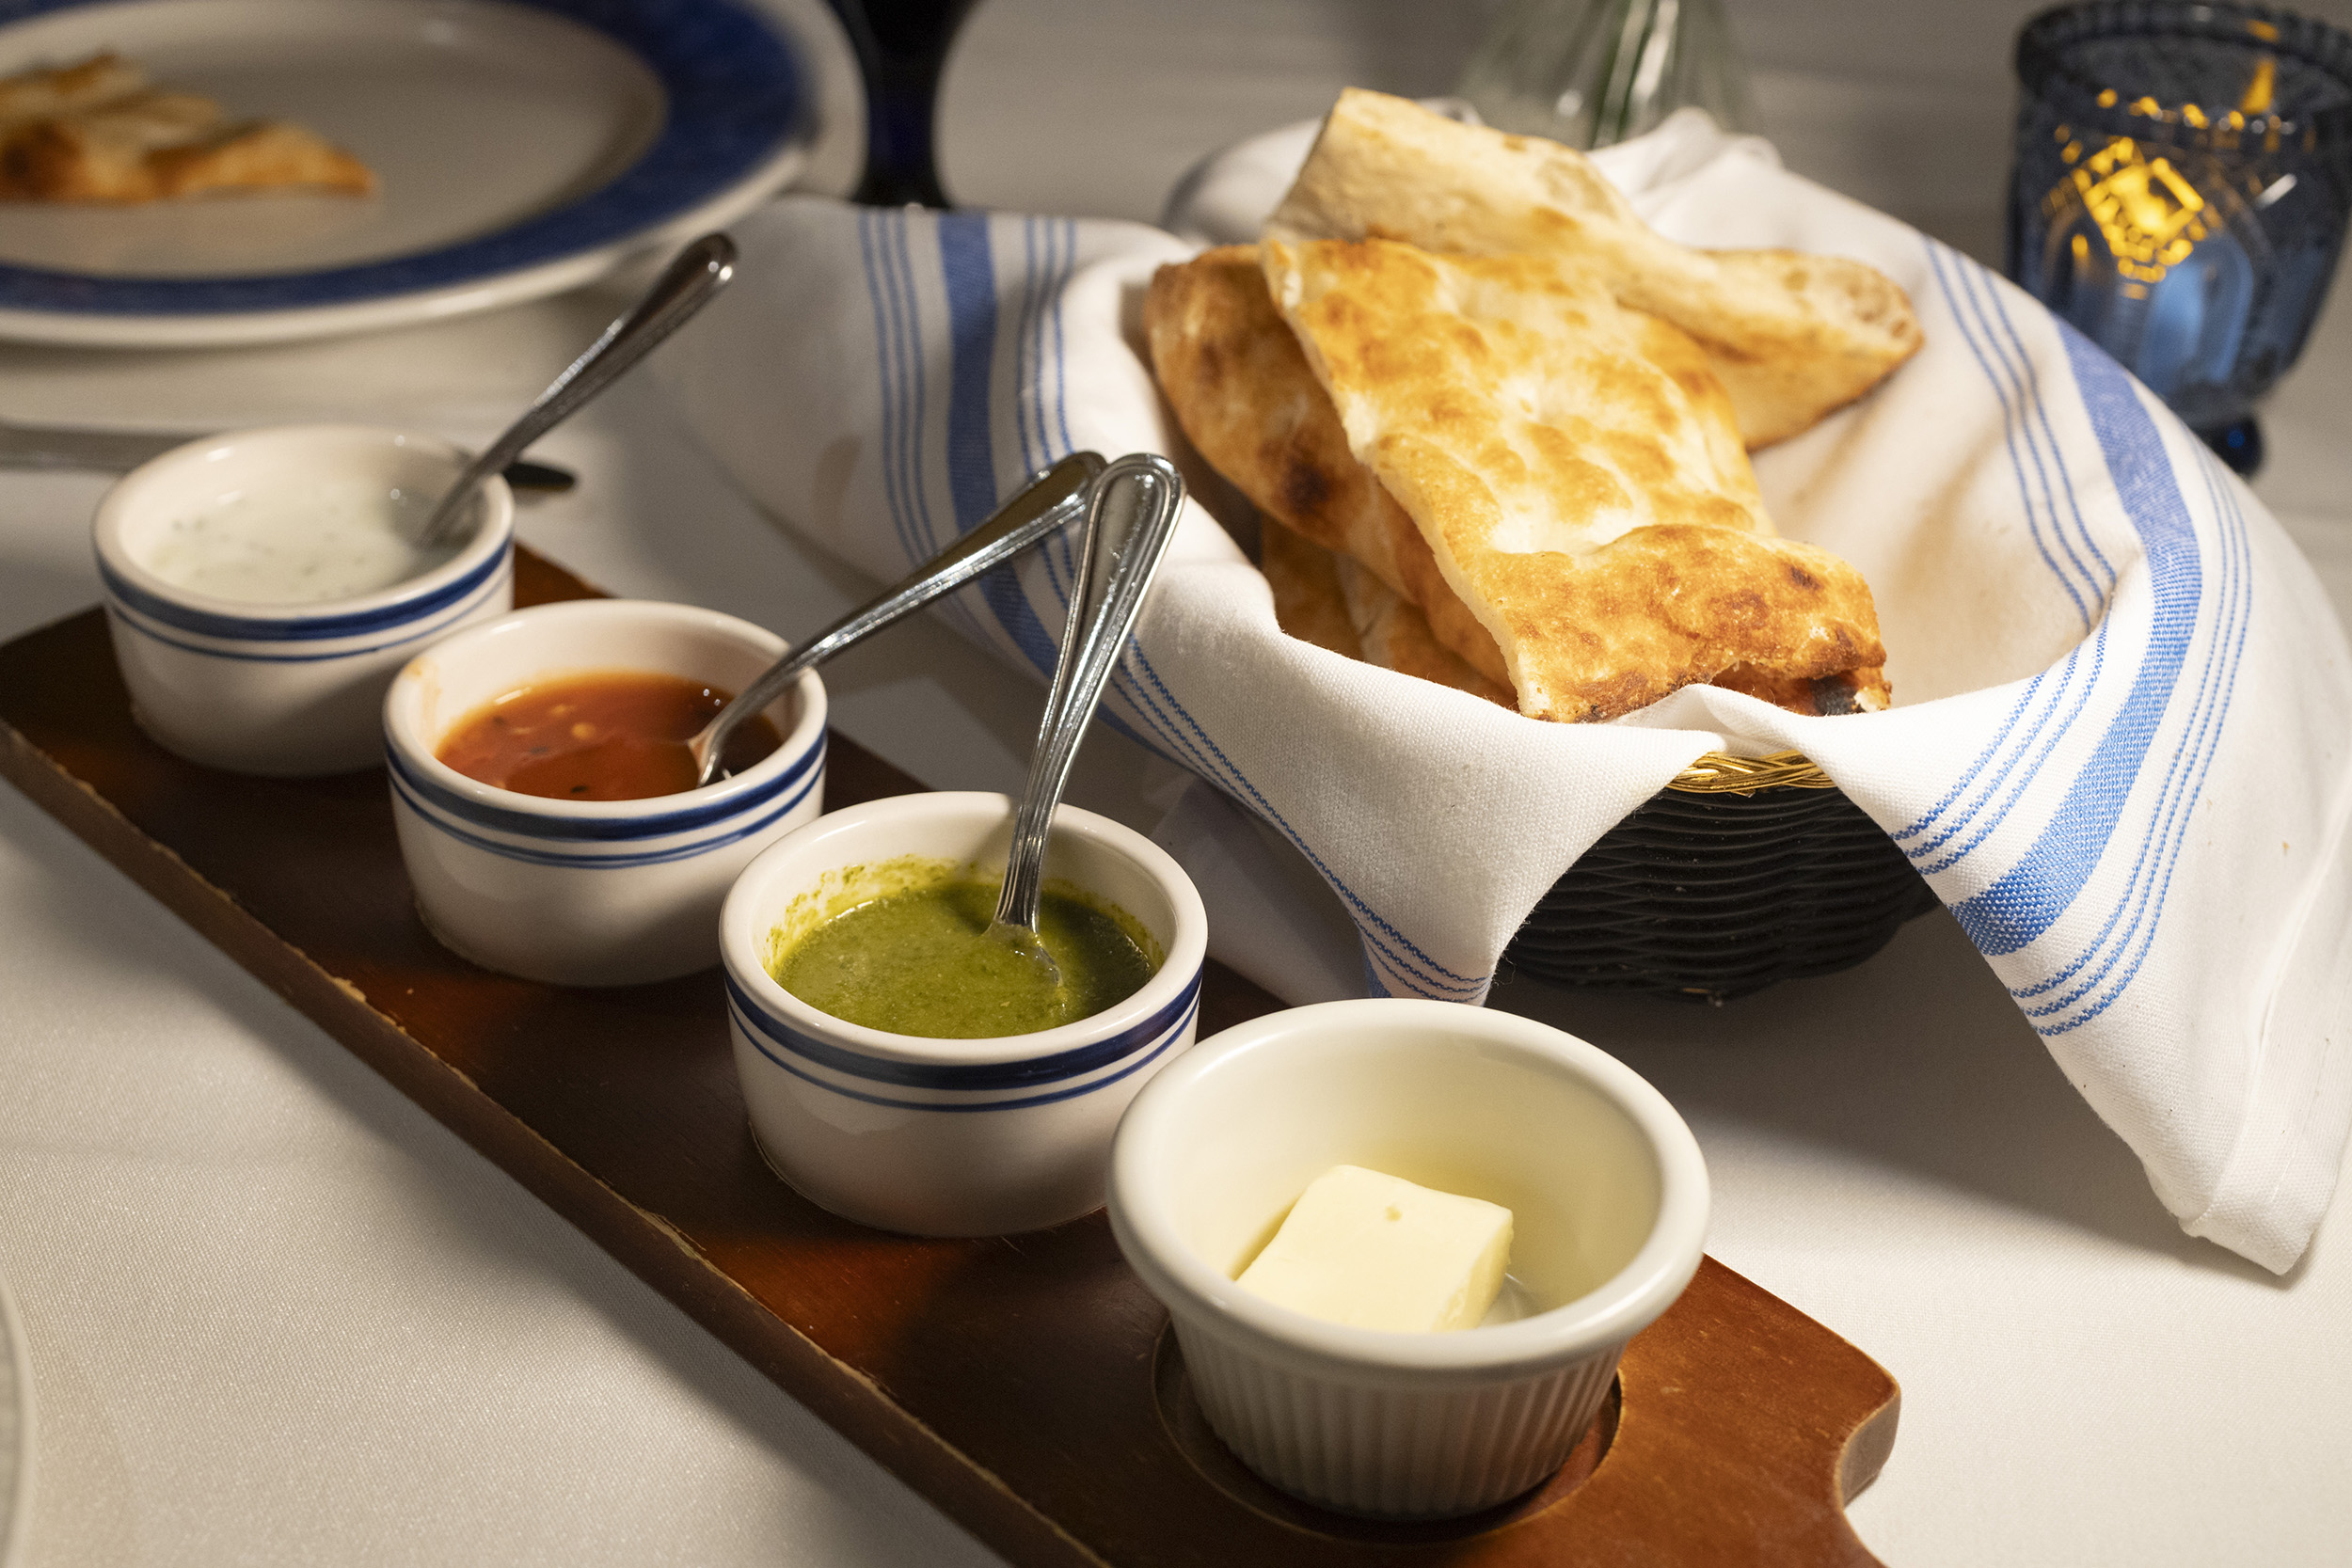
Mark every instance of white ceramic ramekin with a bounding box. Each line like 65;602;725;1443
1107;998;1709;1520
383;598;826;987
93;423;515;776
720;791;1209;1238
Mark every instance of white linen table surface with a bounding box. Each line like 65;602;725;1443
1;0;2350;1564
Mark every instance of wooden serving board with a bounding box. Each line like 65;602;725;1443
0;548;1900;1566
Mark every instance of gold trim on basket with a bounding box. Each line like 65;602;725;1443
1666;750;1835;795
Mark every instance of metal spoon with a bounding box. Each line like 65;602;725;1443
414;233;738;549
986;452;1187;981
687;451;1108;787
0;420;578;494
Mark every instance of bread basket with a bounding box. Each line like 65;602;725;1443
1502;750;1939;1004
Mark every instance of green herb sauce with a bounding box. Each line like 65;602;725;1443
771;873;1161;1038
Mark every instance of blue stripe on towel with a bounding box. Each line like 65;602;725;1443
1912;619;2115;877
1952;248;2117;613
1014;216;1054;478
1949;328;2205;957
890;216;943;557
1974;263;2118;594
1897;243;2120;863
2031;449;2252;1030
932;210;1008;649
1116;642;1488;998
856;210;922;572
946;213;1059;675
1929;243;2098;627
939;212;1000;529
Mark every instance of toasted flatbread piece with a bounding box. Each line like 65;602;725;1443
1263;88;1921;448
1714;660;1891;716
0;51;146;125
1147;244;1889;714
0;53;375;201
1261;519;1513;705
1258;513;1364;660
1144;245;1511;687
1262;518;1882;714
1263;237;1883;721
149;120;375;199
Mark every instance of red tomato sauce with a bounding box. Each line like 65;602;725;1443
437;670;784;800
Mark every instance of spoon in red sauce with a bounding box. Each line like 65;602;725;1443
685;450;1106;787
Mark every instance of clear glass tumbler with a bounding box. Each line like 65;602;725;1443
1454;0;1754;150
2007;2;2352;474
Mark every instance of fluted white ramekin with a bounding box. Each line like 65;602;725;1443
721;792;1208;1237
1107;998;1709;1519
94;424;514;776
384;598;826;986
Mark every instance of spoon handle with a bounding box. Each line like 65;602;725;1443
691;450;1107;785
416;233;739;548
994;453;1186;936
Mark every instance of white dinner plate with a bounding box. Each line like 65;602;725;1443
0;0;815;346
0;1271;27;1568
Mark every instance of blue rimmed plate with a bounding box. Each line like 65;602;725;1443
0;0;814;346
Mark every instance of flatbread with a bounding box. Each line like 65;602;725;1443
0;51;143;123
1263;236;1884;721
0;53;374;201
1261;518;1513;705
1260;517;1880;714
1146;244;1890;718
1258;513;1363;661
1143;244;1510;687
1263;88;1920;448
1713;660;1891;717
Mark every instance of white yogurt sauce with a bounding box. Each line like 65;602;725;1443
139;476;463;605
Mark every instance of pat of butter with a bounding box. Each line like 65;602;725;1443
1233;1164;1513;1333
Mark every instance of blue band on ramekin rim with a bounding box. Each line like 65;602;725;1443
725;966;1205;1092
97;541;511;642
0;0;809;317
388;755;822;867
387;728;823;844
731;989;1200;1114
103;558;513;663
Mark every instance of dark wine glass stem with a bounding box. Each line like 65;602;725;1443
826;0;981;208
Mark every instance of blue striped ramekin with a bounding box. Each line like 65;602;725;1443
384;598;827;987
721;792;1210;1236
93;424;516;776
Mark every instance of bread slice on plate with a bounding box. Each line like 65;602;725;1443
0;52;375;202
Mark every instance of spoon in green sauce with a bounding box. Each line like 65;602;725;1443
688;451;1106;787
986;452;1187;984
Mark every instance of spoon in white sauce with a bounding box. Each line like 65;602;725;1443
413;233;738;550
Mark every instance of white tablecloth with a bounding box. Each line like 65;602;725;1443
3;0;2351;1563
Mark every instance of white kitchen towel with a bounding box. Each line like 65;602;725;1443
654;112;2352;1272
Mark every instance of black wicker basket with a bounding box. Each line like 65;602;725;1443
1501;752;1941;1005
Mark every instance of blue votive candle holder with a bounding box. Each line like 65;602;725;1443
2008;2;2352;474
